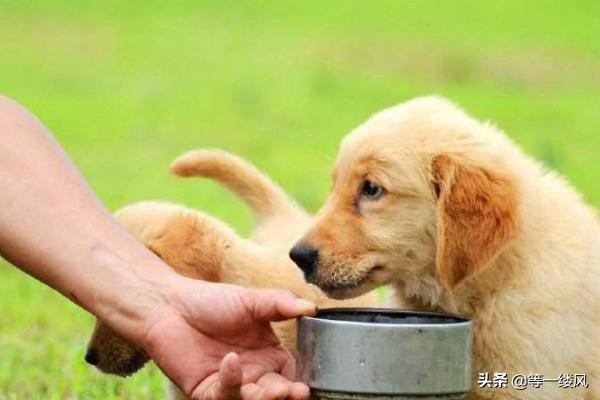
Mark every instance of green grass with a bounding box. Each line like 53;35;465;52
0;1;599;398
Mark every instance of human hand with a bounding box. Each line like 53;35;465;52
139;279;316;400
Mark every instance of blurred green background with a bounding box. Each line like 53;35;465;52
0;1;599;398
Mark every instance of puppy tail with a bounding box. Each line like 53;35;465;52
170;149;303;219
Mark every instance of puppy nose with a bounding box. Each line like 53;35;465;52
289;244;318;278
85;348;99;366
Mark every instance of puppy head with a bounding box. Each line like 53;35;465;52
291;96;519;301
84;202;229;378
85;320;150;376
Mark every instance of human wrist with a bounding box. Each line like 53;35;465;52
84;242;181;344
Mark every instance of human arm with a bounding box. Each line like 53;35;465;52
0;95;315;400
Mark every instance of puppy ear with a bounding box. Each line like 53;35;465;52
147;215;224;282
430;154;518;290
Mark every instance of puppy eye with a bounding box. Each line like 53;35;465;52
361;180;385;200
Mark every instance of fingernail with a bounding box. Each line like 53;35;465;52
295;299;316;314
225;352;240;373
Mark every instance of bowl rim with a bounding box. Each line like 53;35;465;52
300;307;471;328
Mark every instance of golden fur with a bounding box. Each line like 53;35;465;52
295;96;600;399
86;150;375;399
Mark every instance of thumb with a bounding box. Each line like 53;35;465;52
190;353;242;400
243;288;316;322
210;352;243;400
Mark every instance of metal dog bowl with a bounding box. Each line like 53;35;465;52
296;308;472;400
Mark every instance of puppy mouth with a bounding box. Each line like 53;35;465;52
316;265;384;299
97;350;150;377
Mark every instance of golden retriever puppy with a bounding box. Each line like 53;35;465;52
85;150;375;400
290;96;600;400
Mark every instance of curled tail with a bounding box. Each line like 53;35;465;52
170;149;304;220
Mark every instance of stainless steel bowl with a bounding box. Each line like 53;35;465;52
296;308;472;400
